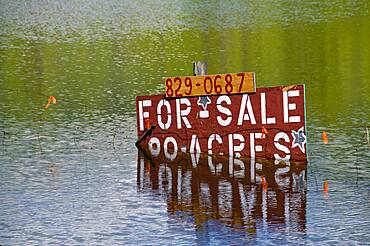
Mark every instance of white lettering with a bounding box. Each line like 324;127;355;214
216;96;232;126
283;90;301;123
148;137;160;157
191;152;200;168
228;133;245;157
190;135;201;167
139;100;152;131
261;92;276;124
164;137;178;160
157;99;171;130
250;133;263;157
176;98;192;129
274;132;291;160
190;134;201;153
237;94;256;125
208;134;222;155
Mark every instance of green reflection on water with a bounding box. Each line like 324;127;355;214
0;1;369;129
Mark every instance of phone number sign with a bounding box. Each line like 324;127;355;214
165;72;256;98
136;85;307;161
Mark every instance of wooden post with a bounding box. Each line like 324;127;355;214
135;125;156;148
193;61;210;119
193;61;207;76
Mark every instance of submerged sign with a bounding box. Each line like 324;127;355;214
136;85;307;161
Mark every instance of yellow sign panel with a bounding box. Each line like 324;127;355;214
164;72;255;98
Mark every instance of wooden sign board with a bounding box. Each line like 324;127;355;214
164;72;255;98
136;85;307;161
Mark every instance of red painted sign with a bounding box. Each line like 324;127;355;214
136;85;307;161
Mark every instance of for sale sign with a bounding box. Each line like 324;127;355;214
136;85;307;161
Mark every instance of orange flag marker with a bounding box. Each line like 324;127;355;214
45;95;57;109
145;119;151;130
322;131;328;144
261;127;268;138
50;96;57;104
323;180;329;192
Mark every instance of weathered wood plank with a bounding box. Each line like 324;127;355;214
164;71;256;98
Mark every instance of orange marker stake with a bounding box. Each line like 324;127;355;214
262;127;268;139
45;98;51;109
45;95;57;109
50;95;57;104
145;119;151;130
322;131;329;144
323;180;329;192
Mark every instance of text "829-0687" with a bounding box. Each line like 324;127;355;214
165;72;255;98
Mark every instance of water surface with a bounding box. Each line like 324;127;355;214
0;1;369;245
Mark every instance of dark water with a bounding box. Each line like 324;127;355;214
0;1;369;245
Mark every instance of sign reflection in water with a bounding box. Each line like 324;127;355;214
137;150;307;235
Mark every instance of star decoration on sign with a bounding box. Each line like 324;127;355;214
291;127;306;153
197;96;211;110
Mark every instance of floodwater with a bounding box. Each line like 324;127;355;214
0;1;369;245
